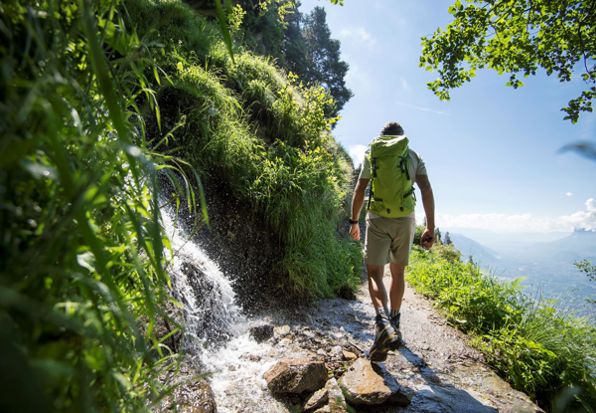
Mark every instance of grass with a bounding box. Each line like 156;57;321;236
127;0;361;298
1;0;360;410
0;1;203;411
407;244;596;412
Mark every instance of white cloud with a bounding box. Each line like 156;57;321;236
565;192;573;197
438;198;596;233
348;144;367;168
395;100;448;116
400;77;409;91
561;198;596;230
345;64;371;91
339;27;376;48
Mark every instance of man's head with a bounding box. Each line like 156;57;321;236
380;122;404;136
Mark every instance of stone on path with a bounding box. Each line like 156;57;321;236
304;386;328;412
264;358;327;395
309;378;348;413
249;323;274;343
325;378;348;413
339;358;410;407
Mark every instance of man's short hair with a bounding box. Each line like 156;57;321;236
381;122;404;136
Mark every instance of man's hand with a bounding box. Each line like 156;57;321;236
421;227;434;249
349;223;360;241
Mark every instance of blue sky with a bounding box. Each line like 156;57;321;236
299;0;596;236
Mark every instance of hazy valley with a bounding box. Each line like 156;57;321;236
447;229;596;321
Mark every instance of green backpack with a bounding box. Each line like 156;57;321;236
367;135;416;218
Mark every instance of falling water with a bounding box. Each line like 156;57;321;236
161;208;290;413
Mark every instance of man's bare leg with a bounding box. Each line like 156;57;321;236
367;263;387;312
389;262;406;313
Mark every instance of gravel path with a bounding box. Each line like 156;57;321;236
289;271;544;413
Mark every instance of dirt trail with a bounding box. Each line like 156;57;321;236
278;271;543;413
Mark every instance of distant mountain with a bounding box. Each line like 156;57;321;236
446;229;596;321
538;228;596;260
503;228;596;263
449;233;502;267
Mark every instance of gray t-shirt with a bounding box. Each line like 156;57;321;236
358;138;427;219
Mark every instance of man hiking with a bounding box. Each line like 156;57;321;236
349;121;435;362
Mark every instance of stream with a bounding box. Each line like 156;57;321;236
161;209;290;412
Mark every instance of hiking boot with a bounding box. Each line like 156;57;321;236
368;314;400;362
389;312;402;349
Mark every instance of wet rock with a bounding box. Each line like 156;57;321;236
264;358;327;395
249;324;274;343
339;358;410;407
309;379;348;413
274;325;291;337
164;375;216;413
190;380;217;413
304;387;328;412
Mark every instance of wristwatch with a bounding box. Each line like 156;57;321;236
348;219;359;225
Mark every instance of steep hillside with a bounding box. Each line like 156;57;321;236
128;0;362;300
0;1;360;411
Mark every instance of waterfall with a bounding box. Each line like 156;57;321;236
160;207;288;412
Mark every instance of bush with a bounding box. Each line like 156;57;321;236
0;1;196;411
407;248;596;411
1;0;361;410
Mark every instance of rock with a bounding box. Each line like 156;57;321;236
274;325;291;337
249;324;274;343
325;378;348;413
342;350;357;361
166;376;216;413
330;346;343;358
304;378;348;413
304;387;328;412
264;358;327;395
339;358;410;406
189;379;217;413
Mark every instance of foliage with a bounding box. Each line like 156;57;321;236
237;1;352;116
575;259;596;282
0;0;207;411
407;246;596;411
420;0;595;123
1;0;359;410
127;0;360;297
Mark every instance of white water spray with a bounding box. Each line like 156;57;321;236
161;208;288;412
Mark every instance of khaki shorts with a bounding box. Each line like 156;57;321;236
364;216;416;266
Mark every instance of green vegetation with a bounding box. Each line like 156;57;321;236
232;0;352;116
420;0;595;124
575;259;596;282
0;1;196;411
407;242;596;412
126;0;361;296
1;0;358;411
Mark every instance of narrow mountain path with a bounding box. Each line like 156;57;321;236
170;268;543;412
262;270;543;413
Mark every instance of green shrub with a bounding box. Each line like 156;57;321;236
0;1;199;411
407;248;596;411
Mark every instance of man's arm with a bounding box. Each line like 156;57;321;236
349;178;369;241
416;174;435;249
